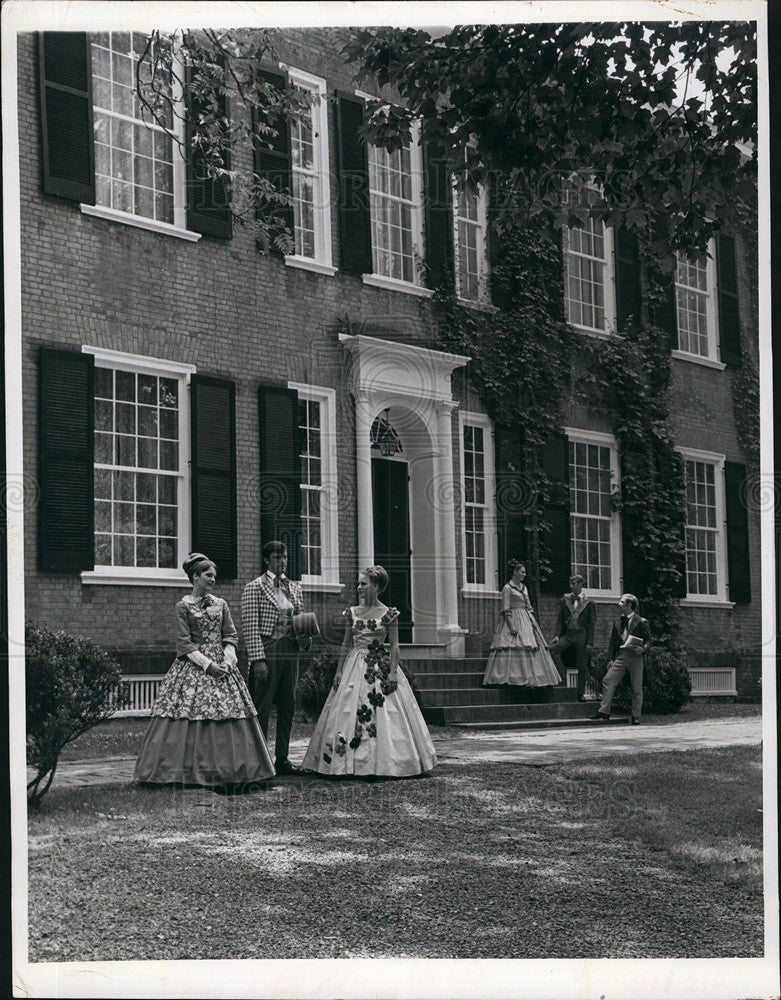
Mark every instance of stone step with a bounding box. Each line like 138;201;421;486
404;657;488;674
424;700;599;726
416;686;580;708
407;670;488;689
450;715;629;732
398;644;451;660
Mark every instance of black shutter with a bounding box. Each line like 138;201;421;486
39;32;95;203
423;142;453;290
335;92;372;274
38;348;94;572
190;376;237;580
540;433;570;594
494;426;528;586
253;65;294;247
620;451;651;601
259;385;302;581
717;234;741;366
649;273;678;349
614;226;642;330
725;461;751;603
185;56;232;239
488;177;512;309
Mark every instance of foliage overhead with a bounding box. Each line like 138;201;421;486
343;21;757;258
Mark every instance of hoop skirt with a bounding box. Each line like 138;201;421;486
303;607;436;777
483;582;562;687
134;595;274;787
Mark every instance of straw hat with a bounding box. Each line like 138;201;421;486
292;611;320;639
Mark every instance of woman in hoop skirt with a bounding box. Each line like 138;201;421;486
302;566;436;778
134;552;275;790
483;559;562;687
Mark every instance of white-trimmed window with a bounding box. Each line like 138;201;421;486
674;244;720;362
680;449;728;602
460;413;498;593
565;429;621;595
562;183;615;334
89;32;188;233
284;68;334;274
366;125;426;290
453;176;488;303
290;382;341;591
83;348;195;585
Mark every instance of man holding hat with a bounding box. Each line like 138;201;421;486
592;594;652;725
553;573;596;701
242;540;309;775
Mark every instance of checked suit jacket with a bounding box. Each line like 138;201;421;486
241;572;303;662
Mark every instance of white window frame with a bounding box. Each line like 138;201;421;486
80;347;195;586
81;34;199;242
672;240;725;370
452;175;489;306
564;427;622;598
281;67;336;277
562;179;616;337
677;447;732;607
357;94;432;299
288;382;343;593
459;411;499;596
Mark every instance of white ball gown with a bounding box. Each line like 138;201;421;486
482;581;562;687
302;606;437;777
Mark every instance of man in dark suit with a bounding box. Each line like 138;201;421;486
553;573;596;701
592;594;652;724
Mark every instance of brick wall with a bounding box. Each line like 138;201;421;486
16;30;762;691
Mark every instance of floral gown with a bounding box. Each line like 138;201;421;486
302;607;437;777
134;595;275;787
483;582;562;687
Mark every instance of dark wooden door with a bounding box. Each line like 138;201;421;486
371;458;413;643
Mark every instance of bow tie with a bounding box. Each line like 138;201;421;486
274;576;290;592
619;615;629;630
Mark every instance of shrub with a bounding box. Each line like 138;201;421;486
26;622;125;807
590;645;691;715
297;648;339;721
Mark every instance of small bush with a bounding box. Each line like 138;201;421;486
297;648;339;721
26;622;125;807
590;645;691;715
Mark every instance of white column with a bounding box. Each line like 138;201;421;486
354;391;375;570
434;401;462;646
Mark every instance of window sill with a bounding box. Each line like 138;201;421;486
81;570;191;587
362;274;434;298
457;297;494;313
301;581;345;594
284;256;337;277
671;350;726;371
461;589;502;599
679;597;736;609
80;204;202;242
570;325;617;341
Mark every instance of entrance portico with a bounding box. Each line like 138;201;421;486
339;334;469;652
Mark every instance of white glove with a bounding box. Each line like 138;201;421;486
223;644;238;668
187;650;212;671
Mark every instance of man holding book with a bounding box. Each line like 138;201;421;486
592;594;652;725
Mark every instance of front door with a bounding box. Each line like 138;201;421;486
371;458;413;643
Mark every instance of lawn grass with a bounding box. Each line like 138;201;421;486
27;746;763;961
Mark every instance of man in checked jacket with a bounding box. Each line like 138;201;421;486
241;540;304;776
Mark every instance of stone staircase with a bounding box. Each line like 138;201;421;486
403;655;607;728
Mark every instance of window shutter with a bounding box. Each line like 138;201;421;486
488;178;513;309
494;426;529;586
614;226;642;330
717;234;741;367
725;461;751;603
253;65;294;248
649;273;678;350
190;376;237;580
39;32;95;203
38;348;94;572
540;433;571;594
185;56;232;239
335;92;372;275
259;385;303;581
619;454;651;602
423;142;453;290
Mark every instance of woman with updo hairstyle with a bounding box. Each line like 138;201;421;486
482;557;562;688
302;565;436;778
134;552;274;790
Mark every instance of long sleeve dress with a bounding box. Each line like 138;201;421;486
134;594;275;787
302;607;437;778
482;582;562;687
